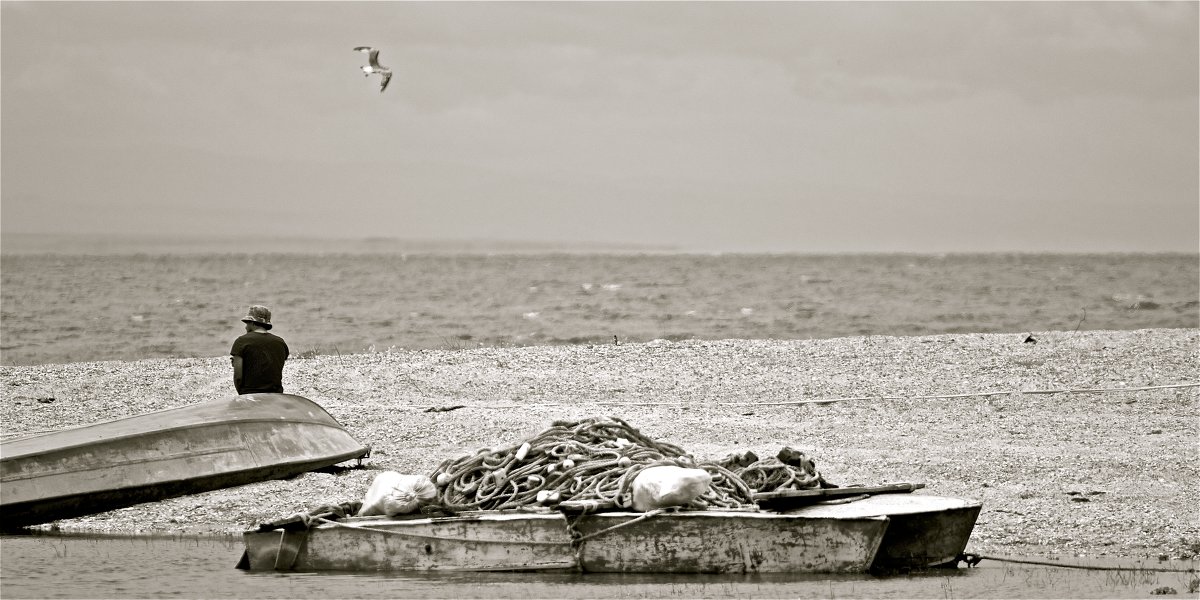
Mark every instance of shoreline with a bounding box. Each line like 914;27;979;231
2;328;1198;561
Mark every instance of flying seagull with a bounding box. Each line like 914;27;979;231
354;46;392;93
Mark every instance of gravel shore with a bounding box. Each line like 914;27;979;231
3;328;1197;561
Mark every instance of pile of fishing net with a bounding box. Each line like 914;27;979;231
429;416;832;512
717;446;833;494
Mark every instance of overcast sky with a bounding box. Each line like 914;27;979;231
2;1;1197;253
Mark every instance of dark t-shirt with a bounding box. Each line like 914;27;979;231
231;332;289;394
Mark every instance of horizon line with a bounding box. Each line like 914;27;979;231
1;232;1195;257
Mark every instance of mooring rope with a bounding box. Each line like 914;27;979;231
965;553;1198;573
567;508;667;546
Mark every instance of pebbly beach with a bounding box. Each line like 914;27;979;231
2;328;1197;562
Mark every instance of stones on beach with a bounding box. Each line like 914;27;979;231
3;330;1197;560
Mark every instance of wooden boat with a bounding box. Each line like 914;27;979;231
755;484;982;571
1;393;370;528
239;491;981;574
781;494;982;571
240;508;890;574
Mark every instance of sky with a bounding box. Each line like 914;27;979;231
2;1;1197;253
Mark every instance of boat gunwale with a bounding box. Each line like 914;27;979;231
250;507;896;537
243;493;987;539
781;494;983;517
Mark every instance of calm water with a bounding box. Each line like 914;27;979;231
1;534;1196;599
2;253;1196;365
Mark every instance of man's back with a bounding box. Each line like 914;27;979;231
231;331;289;394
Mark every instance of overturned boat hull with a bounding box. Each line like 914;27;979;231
1;394;370;528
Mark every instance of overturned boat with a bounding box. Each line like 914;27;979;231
1;393;370;528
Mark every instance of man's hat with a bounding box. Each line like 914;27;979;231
241;305;273;330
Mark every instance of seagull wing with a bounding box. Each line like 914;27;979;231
379;71;392;93
353;46;373;53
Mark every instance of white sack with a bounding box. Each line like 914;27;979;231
630;466;712;512
357;471;438;517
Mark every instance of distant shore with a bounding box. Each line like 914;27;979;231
5;232;1198;256
2;329;1197;561
0;233;680;256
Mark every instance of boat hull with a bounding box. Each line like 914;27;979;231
1;394;370;528
573;510;890;573
783;494;982;571
241;509;890;574
241;494;981;574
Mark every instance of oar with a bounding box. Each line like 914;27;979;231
753;482;925;509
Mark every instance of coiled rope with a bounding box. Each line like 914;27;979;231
429;416;804;512
737;456;824;493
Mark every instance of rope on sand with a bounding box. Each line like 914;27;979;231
966;553;1198;573
407;382;1198;411
724;382;1200;407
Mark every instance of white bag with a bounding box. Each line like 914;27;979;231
357;471;438;517
630;466;712;512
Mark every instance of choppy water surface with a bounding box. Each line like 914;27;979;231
2;253;1196;365
1;535;1196;599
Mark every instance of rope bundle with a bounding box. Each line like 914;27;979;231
715;446;830;494
430;416;756;512
736;456;825;493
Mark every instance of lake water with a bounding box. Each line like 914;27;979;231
2;252;1196;365
1;534;1196;599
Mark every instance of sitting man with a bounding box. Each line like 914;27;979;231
231;305;289;395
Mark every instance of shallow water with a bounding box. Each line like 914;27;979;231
1;535;1195;599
